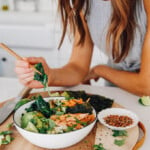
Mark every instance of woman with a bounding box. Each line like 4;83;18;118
15;0;150;96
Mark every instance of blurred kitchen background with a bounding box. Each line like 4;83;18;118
0;0;108;85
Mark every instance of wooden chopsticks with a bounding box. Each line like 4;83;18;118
0;43;42;75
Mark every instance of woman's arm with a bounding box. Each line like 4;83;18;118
85;0;150;96
15;13;94;88
49;14;93;86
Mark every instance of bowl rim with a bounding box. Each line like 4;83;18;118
13;97;97;135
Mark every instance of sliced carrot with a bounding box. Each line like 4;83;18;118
75;123;83;129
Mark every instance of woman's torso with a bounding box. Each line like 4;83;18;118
86;0;146;72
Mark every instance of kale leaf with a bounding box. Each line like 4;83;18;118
34;63;48;88
26;95;51;118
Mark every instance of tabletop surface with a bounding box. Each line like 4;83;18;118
0;77;149;150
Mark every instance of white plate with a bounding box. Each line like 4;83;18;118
98;108;139;130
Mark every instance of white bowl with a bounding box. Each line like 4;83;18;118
98;108;139;130
13;98;97;149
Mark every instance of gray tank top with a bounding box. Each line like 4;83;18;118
86;0;146;72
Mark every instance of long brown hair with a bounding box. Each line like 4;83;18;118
58;0;138;63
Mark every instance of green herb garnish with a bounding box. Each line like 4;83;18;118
93;143;106;150
112;130;128;137
114;139;125;146
0;130;14;146
75;118;87;126
6;123;14;129
0;131;13;135
112;130;127;146
65;124;77;132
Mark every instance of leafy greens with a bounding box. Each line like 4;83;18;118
25;95;51;118
34;63;48;88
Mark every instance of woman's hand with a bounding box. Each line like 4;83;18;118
83;66;99;85
15;57;51;88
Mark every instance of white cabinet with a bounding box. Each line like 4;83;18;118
0;8;62;77
0;11;59;49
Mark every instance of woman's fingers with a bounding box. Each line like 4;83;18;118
17;71;34;85
26;57;45;65
15;56;50;88
15;67;33;74
94;77;99;82
19;76;33;85
26;80;44;88
18;72;34;80
82;67;100;84
15;58;34;75
82;79;91;85
15;59;29;67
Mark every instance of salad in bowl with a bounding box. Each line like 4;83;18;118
13;95;97;149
